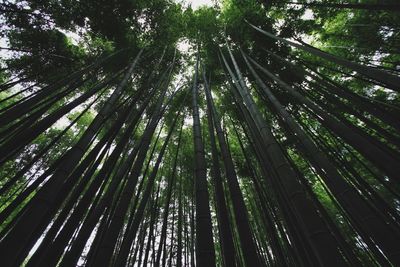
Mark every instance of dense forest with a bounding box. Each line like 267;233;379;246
0;0;399;266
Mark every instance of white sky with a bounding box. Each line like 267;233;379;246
181;0;214;9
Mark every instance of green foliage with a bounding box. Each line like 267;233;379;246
1;0;399;266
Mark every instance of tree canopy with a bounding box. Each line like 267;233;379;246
0;0;399;266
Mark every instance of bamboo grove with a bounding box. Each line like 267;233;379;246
0;0;399;266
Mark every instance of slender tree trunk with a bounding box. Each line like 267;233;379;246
248;23;400;92
143;184;161;267
88;87;168;266
191;53;216;267
155;122;183;267
242;49;400;265
176;170;183;267
203;70;261;266
247;54;400;182
114;91;184;266
221;47;347;266
203;74;237;267
0;71;122;162
0;50;143;267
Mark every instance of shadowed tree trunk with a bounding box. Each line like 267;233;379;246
221;47;347;266
203;73;237;267
246;54;400;183
203;69;261;266
191;53;216;267
0;3;399;265
0;49;144;267
242;49;400;265
248;23;400;92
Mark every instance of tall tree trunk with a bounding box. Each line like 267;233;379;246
88;79;169;266
176;169;183;267
247;54;400;182
203;75;237;267
143;184;161;267
248;23;400;92
0;49;144;267
191;53;216;267
221;47;347;266
242;49;400;265
155;121;184;267
203;69;261;266
0;71;122;163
